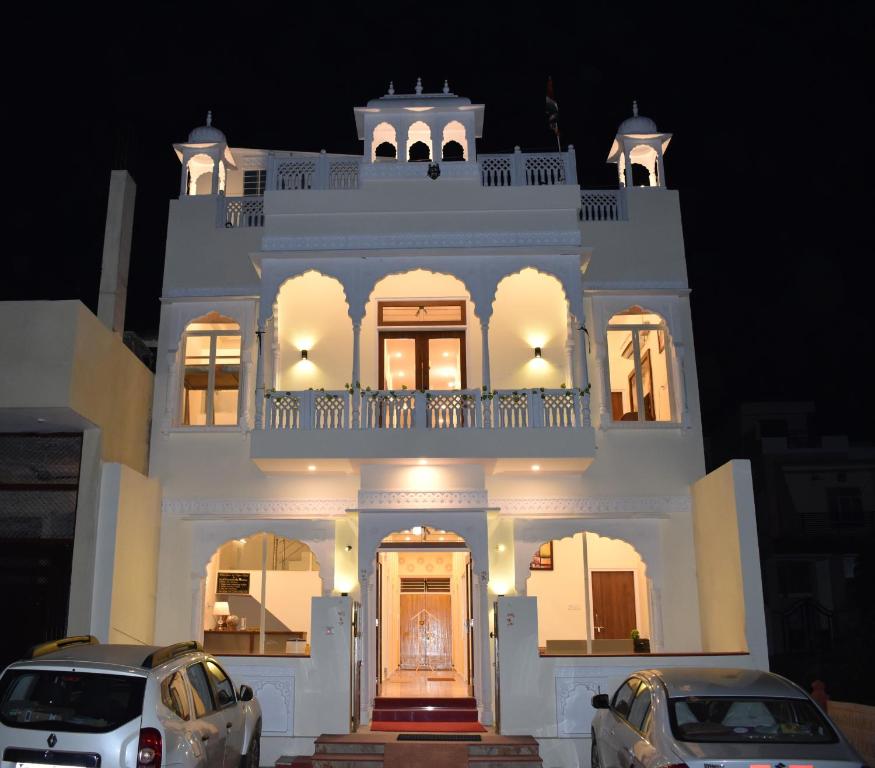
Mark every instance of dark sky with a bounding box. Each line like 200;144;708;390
4;3;873;438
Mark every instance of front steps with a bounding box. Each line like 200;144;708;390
280;733;543;768
372;696;480;723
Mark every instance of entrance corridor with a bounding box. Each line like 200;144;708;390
380;668;469;698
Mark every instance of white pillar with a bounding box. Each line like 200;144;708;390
351;320;362;428
582;532;593;655
624;149;634;188
210;158;219;195
656;149;667;188
565;315;575;387
254;323;265;429
578;324;590;424
480;321;491;391
595;342;612;426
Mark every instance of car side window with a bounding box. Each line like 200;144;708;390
186;663;215;719
627;682;652;732
205;660;236;709
161;671;191;721
612;678;641;719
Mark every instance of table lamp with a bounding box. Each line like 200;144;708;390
213;601;230;630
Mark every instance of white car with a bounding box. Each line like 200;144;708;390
0;636;262;768
591;668;865;768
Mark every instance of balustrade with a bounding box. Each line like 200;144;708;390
263;388;589;432
580;190;627;221
219;196;265;228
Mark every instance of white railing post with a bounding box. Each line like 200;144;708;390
301;390;314;430
413;391;427;430
529;391;543;428
564;145;578;184
316;150;329;189
266;153;278;191
511;146;524;186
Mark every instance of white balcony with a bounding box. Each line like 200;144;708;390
250;388;594;473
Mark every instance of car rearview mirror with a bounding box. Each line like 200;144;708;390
238;684;254;702
591;693;610;709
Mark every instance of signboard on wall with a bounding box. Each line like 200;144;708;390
217;572;250;594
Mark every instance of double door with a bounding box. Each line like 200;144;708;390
380;331;466;390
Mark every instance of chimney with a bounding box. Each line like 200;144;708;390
97;170;136;334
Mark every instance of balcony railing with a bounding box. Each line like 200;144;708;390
219;195;265;228
580;190;627;221
262;388;590;431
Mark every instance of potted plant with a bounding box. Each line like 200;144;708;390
631;629;650;653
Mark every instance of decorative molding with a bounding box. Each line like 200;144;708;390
359;161;480;181
493;495;691;518
262;230;581;252
555;668;613;737
218;663;294;736
357;490;489;510
162;288;261;300
584;283;690;294
164;498;354;519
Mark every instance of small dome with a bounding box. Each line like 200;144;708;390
188;111;226;144
618;101;657;135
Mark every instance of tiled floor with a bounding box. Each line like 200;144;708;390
378;669;470;698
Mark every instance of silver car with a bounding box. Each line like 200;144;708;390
0;636;262;768
591;668;865;768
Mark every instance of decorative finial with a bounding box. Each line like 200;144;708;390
415;76;423;95
632;100;639;117
206;110;213;126
443;79;450;94
388;80;395;95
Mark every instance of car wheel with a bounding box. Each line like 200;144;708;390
243;725;261;768
591;733;601;768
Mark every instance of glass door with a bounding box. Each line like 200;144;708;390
380;331;465;390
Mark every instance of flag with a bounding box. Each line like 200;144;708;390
546;76;560;137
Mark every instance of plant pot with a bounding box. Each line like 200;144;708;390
633;638;650;653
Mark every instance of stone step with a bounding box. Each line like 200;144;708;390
371;706;480;722
312;755;384;768
374;696;477;709
315;741;386;755
275;757;313;768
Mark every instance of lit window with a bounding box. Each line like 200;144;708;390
180;312;241;426
606;307;673;422
243;169;266;196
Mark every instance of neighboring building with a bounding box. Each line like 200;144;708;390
0;84;768;765
708;402;875;704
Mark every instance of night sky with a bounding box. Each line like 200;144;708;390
5;3;873;439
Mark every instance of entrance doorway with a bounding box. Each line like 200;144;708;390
375;531;473;699
591;570;638;639
380;331;466;390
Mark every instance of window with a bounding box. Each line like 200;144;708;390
205;661;236;708
161;671;191;721
612;678;641;718
186;663;215;718
627;682;652;731
529;541;553;570
181;312;241;426
243;169;266;196
607;307;673;422
827;487;869;528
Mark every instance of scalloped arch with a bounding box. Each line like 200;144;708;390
524;529;649;580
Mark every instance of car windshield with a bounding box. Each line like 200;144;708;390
0;669;146;733
669;696;837;744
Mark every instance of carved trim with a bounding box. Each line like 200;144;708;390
493;495;691;518
164;498;354;519
262;230;581;252
357;490;489;510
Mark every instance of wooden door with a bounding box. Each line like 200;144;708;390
400;593;452;669
591;571;637;639
379;331;466;390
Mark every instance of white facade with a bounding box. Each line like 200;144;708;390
145;84;768;765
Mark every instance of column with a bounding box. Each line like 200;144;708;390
254;323;266;429
210;158;220;195
475;570;494;725
270;306;280;389
623;148;634;188
594;341;612;426
656;149;667;188
674;341;690;427
480;320;492;427
581;532;593;655
577;324;591;424
565;315;575;387
351;320;362;428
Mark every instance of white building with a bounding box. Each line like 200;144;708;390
143;83;767;765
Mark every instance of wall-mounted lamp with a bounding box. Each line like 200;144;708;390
534;346;542;358
301;349;309;360
344;545;353;552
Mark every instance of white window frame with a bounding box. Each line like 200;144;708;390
606;320;676;424
179;327;243;427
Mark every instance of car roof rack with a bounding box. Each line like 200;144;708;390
27;635;100;659
142;641;203;669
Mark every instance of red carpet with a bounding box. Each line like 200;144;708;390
370;720;487;732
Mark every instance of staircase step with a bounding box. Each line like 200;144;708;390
375;696;477;709
276;758;313;768
372;707;480;722
315;740;385;755
312;756;384;768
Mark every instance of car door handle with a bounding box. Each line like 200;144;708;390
201;734;210;741
226;722;233;729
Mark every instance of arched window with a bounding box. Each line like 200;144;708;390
203;533;321;656
441;121;467;161
371;122;397;161
606;307;672;422
186;153;216;195
375;142;397;160
180;311;241;426
407;121;432;161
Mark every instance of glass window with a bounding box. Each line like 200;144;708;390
0;670;145;733
612;678;641;719
243;169;266;196
205;661;236;708
186;663;215;718
181;312;241;427
161;671;191;721
669;696;837;743
627;683;652;731
607;308;672;422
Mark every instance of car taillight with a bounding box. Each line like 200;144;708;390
662;764;689;768
137;728;162;767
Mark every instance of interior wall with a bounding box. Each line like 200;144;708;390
587;534;650;638
360;270;480;391
451;552;468;676
489;268;569;389
277;272;351;390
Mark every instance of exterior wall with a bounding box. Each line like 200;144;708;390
91;463;162;644
692;459;768;661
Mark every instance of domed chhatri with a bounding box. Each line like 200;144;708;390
188;110;227;145
618;101;658;136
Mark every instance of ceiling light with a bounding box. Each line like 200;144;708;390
442;351;449;358
307;464;316;471
531;464;541;471
411;526;423;536
418;458;427;465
